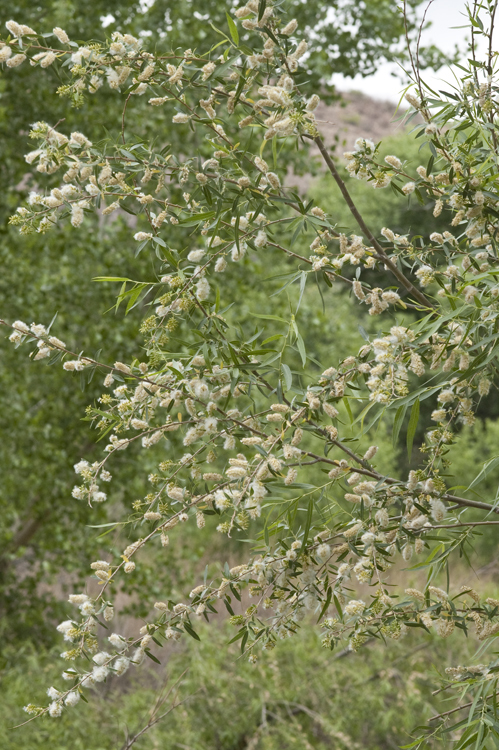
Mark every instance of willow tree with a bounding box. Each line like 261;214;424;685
3;2;499;747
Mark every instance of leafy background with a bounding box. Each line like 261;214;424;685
1;1;498;748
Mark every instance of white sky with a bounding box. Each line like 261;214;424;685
334;0;493;101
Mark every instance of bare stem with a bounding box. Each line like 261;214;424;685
310;135;435;310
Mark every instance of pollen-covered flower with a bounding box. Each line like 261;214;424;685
6;20;37;37
316;543;331;561
430;498;446;522
431;409;447;422
92;665;109;682
429;586;448;603
281;19;298;35
266;172;280;190
64;691;80;706
405;91;420;109
108;633;127;651
0;46;12;63
201;61;216;80
48;701;63;717
402;181;415;195
53;26;70;44
7;53;27;68
384;155;401;169
344;599;366;616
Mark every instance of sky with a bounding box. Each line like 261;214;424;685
333;0;489;102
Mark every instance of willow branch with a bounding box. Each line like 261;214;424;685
429;690;498;723
310;135;435;310
300;450;499;515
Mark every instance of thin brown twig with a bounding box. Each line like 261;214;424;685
309;135;435;310
296;450;499;515
120;670;191;750
429;689;499;722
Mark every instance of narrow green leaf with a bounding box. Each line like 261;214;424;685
262;334;283;344
228;627;246;644
343;398;354;424
317;586;332;622
249;312;288;323
208;21;231;42
230;583;241;602
183;622;201;641
295;331;306;367
281;363;292;391
406;397;420;459
226;12;239;45
392;403;408;448
295;271;307;313
119;148;138;161
144;649;161;664
467;456;499;490
333;594;343;619
241;630;248;653
125;284;147;314
303;498;314;547
474;721;485;750
358;325;369;341
93;276;135;283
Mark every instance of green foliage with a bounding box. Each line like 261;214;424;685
2;2;499;749
1;624;479;750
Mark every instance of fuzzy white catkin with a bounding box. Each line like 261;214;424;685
0;46;12;63
65;691;80;706
7;54;27;67
48;701;63;717
40;51;57;67
53;26;70;43
281;19;298;35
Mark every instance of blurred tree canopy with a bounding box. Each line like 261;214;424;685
0;0;451;194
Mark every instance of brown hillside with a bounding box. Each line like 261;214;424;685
292;91;412;192
315;90;409;150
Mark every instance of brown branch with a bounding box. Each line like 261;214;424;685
310;135;435;310
429;690;498;723
298;450;499;515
